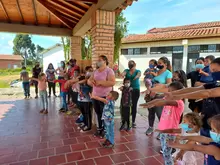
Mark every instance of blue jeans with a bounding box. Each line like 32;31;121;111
160;133;175;165
22;82;30;97
104;119;114;144
61;92;68;110
39;90;48;110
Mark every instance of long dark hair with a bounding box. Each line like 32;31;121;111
99;55;109;66
174;70;187;87
60;61;65;69
159;57;172;72
47;63;54;70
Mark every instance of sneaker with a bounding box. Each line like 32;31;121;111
59;108;64;112
132;123;137;128
145;127;154;135
39;109;45;113
43;109;48;114
99;130;105;138
126;127;132;132
80;126;91;133
93;130;100;137
171;148;176;154
119;123;125;131
156;133;161;140
160;148;163;154
24;96;27;99
48;95;51;98
104;142;114;148
54;95;57;97
35;95;38;99
102;139;109;147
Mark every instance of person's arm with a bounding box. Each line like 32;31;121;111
95;70;116;87
30;77;38;82
150;72;158;77
150;84;168;93
120;69;127;78
143;69;148;76
177;135;212;144
133;70;141;80
140;99;178;108
200;69;210;77
89;93;108;104
87;73;95;87
170;86;204;95
155;128;181;134
168;142;220;160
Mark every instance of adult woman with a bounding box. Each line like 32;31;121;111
46;63;57;97
32;62;42;99
56;61;66;95
88;55;115;138
146;57;172;136
121;60;141;128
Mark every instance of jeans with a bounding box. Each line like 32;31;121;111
39;90;48;110
22;82;30;97
58;76;64;94
48;82;56;96
121;106;132;128
104;119;114;144
61;92;68;110
93;98;105;130
160;133;175;165
79;102;92;129
148;106;163;127
131;89;140;123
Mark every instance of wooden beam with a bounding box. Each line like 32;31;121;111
16;0;25;24
48;0;83;18
48;11;51;27
61;15;77;24
36;0;73;29
68;0;90;9
0;23;72;36
0;0;10;22
65;0;98;4
55;0;86;14
32;0;38;25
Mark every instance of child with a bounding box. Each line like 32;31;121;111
20;66;30;99
69;69;80;107
169;114;220;165
143;59;158;84
155;112;203;165
90;91;119;148
140;81;185;165
119;78;133;131
31;73;48;114
54;74;69;112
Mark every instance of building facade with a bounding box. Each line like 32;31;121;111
0;55;23;69
120;21;220;75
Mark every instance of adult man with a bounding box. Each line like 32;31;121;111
32;62;42;98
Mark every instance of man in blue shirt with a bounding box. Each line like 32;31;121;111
199;55;215;83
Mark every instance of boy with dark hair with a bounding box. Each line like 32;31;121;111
200;55;215;83
20;66;30;99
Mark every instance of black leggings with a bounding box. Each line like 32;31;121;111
93;98;105;130
131;89;140;123
48;82;56;96
79;102;92;129
121;106;132;128
34;81;38;96
148;106;163;127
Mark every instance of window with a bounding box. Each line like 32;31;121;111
128;48;133;55
140;48;147;54
189;44;219;53
134;48;140;55
173;46;184;53
216;44;220;52
121;49;128;55
150;46;173;54
13;65;18;69
188;45;200;53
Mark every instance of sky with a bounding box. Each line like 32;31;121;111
1;0;220;54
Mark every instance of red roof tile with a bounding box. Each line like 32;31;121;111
122;21;220;43
0;55;23;61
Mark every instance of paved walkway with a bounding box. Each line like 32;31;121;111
0;97;165;165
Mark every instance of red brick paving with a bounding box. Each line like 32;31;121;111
0;99;164;165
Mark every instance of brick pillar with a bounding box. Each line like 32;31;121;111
91;10;115;68
70;36;82;61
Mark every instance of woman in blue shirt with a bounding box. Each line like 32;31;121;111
146;57;172;137
121;60;141;128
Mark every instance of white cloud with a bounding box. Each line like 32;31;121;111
8;40;13;48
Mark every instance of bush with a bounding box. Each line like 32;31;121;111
0;80;9;88
0;67;31;75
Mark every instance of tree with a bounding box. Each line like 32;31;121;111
81;35;92;60
114;12;129;63
61;37;70;61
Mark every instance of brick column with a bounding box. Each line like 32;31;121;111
91;10;115;68
70;36;82;61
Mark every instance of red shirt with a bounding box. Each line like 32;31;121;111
54;80;68;92
69;65;80;78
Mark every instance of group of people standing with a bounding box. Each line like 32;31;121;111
19;54;220;165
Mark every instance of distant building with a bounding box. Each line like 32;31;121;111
41;44;65;73
120;21;220;75
0;55;23;69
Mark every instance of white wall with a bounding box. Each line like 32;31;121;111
42;46;65;73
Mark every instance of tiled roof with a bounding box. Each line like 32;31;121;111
0;55;23;61
122;21;220;43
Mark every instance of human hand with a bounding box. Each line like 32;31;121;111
89;93;95;99
94;80;103;86
175;151;183;161
118;86;123;91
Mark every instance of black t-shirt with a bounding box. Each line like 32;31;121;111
32;67;42;78
187;71;201;87
202;82;220;129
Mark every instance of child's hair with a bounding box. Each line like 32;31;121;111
184;112;203;129
205;55;215;62
123;78;130;83
174;70;188;87
150;59;157;65
208;114;220;131
110;91;119;101
22;66;26;70
85;66;93;71
38;73;45;80
168;81;184;90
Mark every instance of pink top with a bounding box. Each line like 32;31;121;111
93;67;114;97
158;100;184;130
38;80;47;91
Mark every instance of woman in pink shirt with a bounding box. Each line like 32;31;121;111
140;81;185;165
88;55;116;138
31;73;48;114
